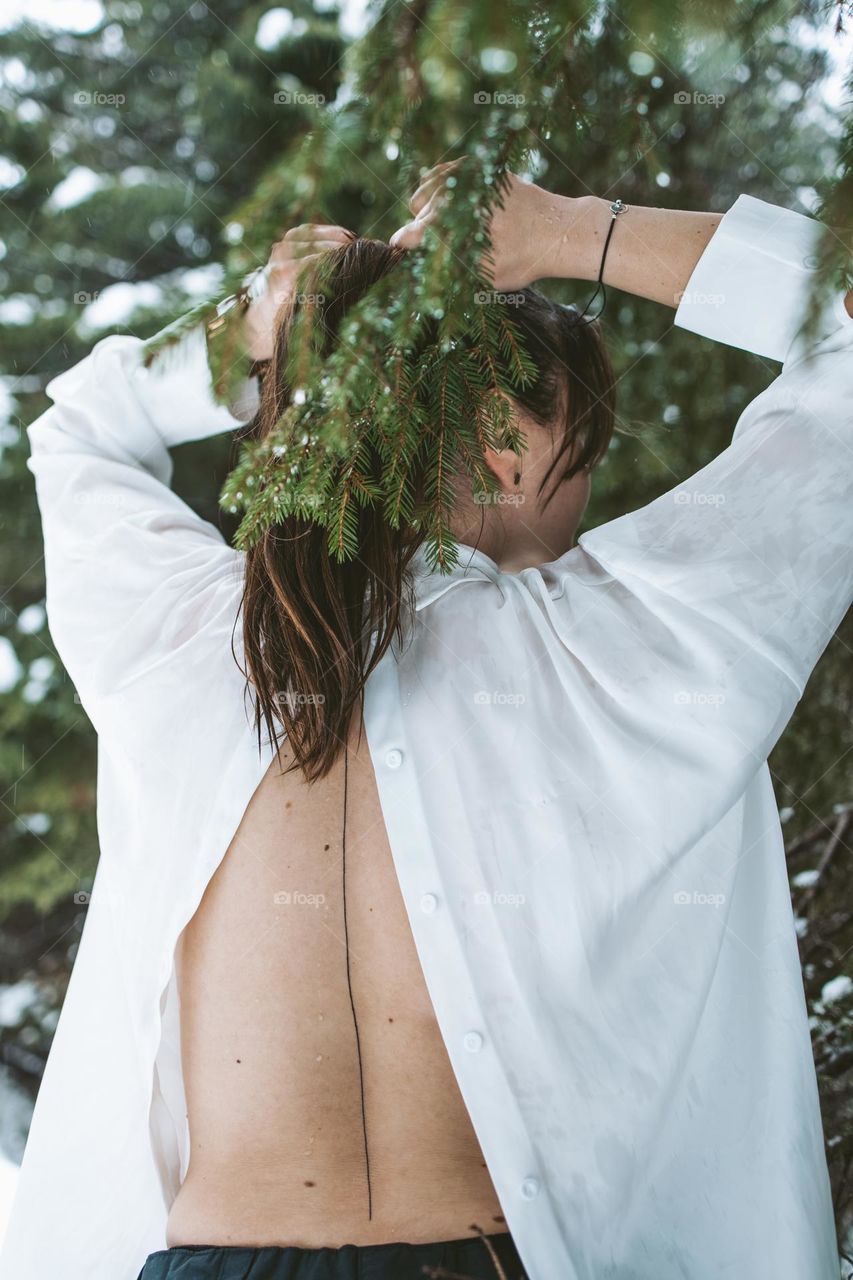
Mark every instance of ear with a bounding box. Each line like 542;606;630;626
483;444;521;492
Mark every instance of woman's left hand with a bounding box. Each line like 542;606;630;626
389;159;545;291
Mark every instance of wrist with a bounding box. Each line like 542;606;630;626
243;298;276;362
559;194;615;284
524;191;609;285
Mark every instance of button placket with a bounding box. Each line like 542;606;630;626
364;661;557;1269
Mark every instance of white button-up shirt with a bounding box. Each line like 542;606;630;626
2;194;851;1280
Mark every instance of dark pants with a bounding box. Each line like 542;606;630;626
136;1233;528;1279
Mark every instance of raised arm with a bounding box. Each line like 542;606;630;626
559;191;853;333
391;163;853;338
497;184;724;310
390;163;722;302
27;324;250;719
28;223;353;719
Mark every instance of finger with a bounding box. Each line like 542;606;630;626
389;220;425;250
416;158;462;183
282;223;355;241
406;158;464;215
272;238;354;263
407;168;457;216
389;199;444;250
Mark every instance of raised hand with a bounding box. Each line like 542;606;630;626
243;223;355;360
389;159;545;291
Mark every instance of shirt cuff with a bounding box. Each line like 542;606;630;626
673;194;842;363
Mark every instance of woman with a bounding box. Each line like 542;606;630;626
2;164;851;1280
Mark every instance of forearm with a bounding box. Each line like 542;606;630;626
531;192;723;309
530;191;853;318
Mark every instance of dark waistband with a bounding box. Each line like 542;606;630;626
138;1230;526;1279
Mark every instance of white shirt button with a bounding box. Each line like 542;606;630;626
420;893;438;914
463;1030;483;1053
520;1176;540;1200
385;748;403;769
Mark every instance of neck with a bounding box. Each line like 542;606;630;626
447;506;577;573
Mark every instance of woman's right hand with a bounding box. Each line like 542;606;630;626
243;223;355;361
389;159;549;292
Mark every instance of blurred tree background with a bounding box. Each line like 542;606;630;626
0;0;851;1262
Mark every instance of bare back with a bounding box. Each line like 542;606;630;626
165;716;507;1248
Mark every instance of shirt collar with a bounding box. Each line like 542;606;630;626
408;542;506;610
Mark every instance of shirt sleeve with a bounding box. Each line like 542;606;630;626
543;195;853;833
577;193;853;691
27;323;253;716
671;193;845;362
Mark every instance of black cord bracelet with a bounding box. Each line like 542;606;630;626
578;198;628;324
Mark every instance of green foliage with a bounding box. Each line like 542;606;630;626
143;0;853;573
217;238;535;567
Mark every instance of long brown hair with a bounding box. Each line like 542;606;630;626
239;238;615;781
